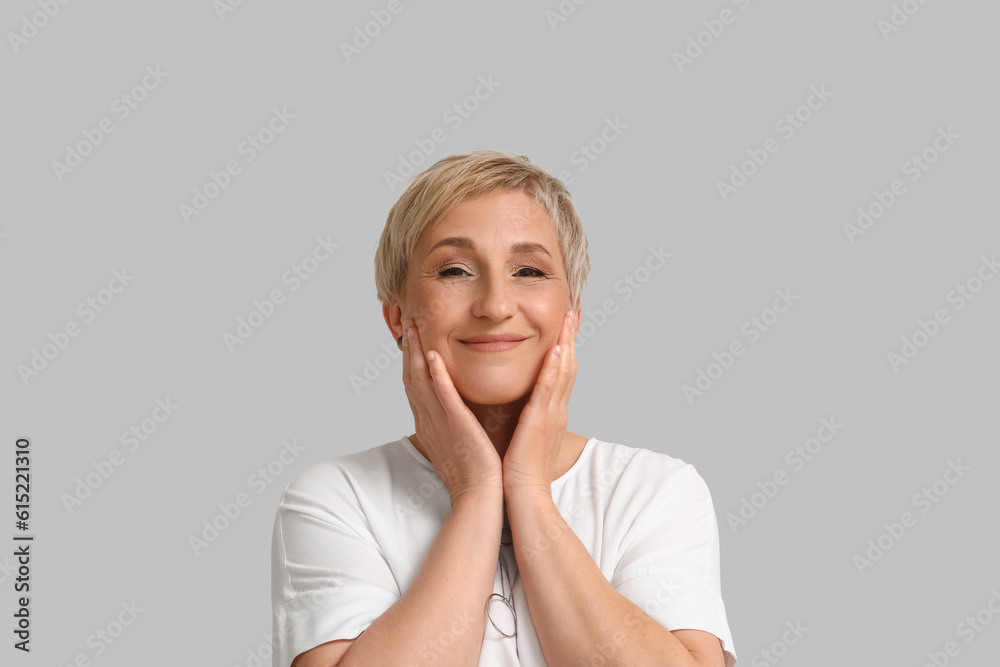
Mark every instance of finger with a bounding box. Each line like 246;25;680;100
400;319;426;421
570;310;578;363
407;322;461;424
403;320;436;421
423;345;472;419
400;319;412;388
540;312;570;395
405;320;431;395
533;317;571;427
556;310;576;406
527;336;562;411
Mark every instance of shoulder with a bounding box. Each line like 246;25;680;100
278;437;411;507
589;438;707;500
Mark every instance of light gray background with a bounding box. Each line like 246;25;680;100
2;1;999;665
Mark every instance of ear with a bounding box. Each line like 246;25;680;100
383;299;404;340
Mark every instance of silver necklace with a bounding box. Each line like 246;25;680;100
487;522;518;646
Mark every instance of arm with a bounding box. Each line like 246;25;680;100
285;313;510;667
296;489;503;667
505;488;726;667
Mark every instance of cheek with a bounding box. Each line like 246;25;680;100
546;316;567;342
422;330;448;353
416;292;463;326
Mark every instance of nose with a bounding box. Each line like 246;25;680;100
470;267;516;321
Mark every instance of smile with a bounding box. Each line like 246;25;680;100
459;339;526;353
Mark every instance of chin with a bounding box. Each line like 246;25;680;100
446;356;541;403
459;390;528;407
453;376;534;407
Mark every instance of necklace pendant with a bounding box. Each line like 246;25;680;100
487;592;517;638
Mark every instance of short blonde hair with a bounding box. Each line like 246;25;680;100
374;149;590;309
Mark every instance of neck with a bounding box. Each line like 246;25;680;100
462;393;530;460
407;396;572;489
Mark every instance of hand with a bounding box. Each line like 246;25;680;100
401;317;504;504
501;309;579;494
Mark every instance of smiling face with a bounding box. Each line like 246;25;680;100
389;189;578;406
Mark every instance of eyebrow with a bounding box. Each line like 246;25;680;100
427;237;552;259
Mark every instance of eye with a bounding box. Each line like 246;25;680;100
437;266;547;278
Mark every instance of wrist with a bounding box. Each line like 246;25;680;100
503;481;553;506
450;485;504;510
502;468;552;495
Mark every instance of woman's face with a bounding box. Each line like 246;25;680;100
393;189;579;406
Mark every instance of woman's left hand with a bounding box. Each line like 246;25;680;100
502;309;579;494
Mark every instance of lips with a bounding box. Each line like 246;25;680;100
460;334;527;343
460;338;526;353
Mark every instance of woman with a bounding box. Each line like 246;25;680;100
271;150;737;666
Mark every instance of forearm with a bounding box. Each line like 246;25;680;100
506;489;701;667
340;489;503;667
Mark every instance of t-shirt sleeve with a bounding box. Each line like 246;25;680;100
608;456;737;667
270;461;400;667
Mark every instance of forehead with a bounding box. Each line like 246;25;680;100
419;190;557;251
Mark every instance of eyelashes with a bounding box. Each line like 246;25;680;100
436;265;547;279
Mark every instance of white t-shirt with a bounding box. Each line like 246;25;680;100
271;435;737;667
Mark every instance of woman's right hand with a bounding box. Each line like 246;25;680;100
400;317;503;504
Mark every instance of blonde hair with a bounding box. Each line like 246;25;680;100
374;149;590;309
